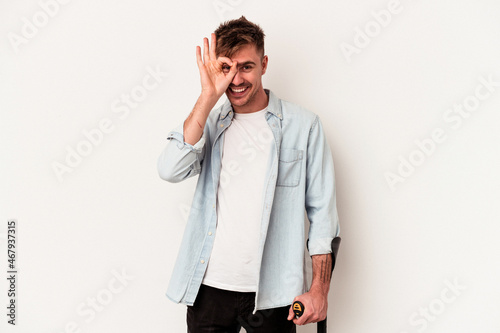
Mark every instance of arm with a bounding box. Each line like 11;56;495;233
287;254;332;325
287;115;340;325
304;115;340;255
157;33;238;182
184;33;238;145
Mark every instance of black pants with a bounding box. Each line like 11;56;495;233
187;284;296;333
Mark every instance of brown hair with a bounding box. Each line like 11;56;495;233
214;16;265;59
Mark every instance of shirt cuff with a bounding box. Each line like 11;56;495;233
167;122;205;154
307;237;334;256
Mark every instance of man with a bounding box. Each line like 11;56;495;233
158;16;340;332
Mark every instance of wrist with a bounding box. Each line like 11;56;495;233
200;89;220;103
309;283;329;297
198;92;219;111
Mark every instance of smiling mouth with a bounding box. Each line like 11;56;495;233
228;86;249;96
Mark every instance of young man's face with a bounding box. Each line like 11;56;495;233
222;43;268;112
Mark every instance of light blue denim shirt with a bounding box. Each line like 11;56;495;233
158;89;340;313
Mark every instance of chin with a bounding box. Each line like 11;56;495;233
228;97;248;107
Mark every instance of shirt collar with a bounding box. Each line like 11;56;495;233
219;89;283;120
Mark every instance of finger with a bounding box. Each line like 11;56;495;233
290;298;305;325
292;299;312;326
210;33;217;60
287;305;294;321
228;60;238;75
294;312;309;326
203;37;210;63
217;56;233;67
293;317;304;325
196;46;203;67
230;60;238;70
196;46;207;76
294;311;306;325
223;60;238;82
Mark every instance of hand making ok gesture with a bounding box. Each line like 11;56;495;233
196;33;238;100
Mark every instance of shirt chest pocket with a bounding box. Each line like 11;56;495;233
277;148;303;187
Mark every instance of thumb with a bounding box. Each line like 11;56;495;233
228;60;238;78
287;304;295;321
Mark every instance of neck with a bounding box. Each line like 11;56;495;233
232;88;269;113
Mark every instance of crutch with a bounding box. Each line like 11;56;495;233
293;236;341;333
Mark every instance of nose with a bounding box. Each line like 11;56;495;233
231;70;244;86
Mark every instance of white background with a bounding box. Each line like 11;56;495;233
1;0;500;332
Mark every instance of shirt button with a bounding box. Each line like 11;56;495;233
220;124;224;127
200;259;205;264
208;232;212;236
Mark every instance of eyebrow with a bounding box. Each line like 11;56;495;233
237;61;256;67
222;61;257;69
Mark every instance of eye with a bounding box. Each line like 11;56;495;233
222;65;230;73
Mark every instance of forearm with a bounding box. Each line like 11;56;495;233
288;253;331;324
184;93;218;145
309;253;332;296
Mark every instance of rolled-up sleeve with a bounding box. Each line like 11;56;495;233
305;115;340;256
157;120;207;183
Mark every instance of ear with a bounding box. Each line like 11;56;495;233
261;55;268;75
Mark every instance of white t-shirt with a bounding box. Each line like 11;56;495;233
201;107;274;292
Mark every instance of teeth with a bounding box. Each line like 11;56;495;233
231;87;246;93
